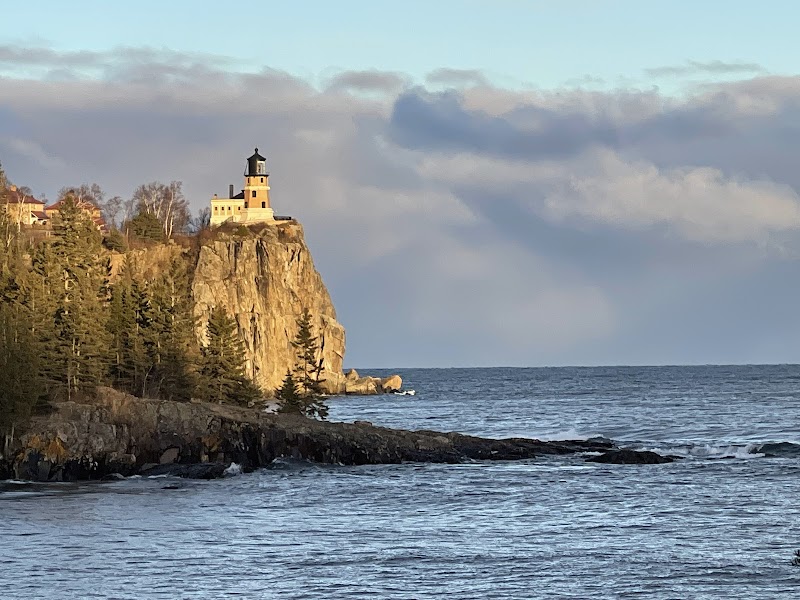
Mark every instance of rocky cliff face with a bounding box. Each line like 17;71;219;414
192;223;346;394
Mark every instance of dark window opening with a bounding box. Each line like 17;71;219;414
252;190;256;198
261;202;266;209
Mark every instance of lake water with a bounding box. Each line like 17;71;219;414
3;365;800;598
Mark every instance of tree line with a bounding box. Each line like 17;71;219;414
0;171;329;436
55;180;210;242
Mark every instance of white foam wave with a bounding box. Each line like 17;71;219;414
532;428;605;442
643;443;764;460
224;462;242;476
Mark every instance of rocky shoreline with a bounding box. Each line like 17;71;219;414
0;388;673;482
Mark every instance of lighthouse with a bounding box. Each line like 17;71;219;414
210;148;276;226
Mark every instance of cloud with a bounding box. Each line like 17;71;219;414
646;60;767;78
325;69;408;95
425;68;489;88
389;89;619;160
538;149;800;243
3;45;800;365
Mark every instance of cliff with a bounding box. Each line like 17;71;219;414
192;223;346;393
0;389;617;481
106;222;399;396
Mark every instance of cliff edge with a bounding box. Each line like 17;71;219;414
192;222;347;394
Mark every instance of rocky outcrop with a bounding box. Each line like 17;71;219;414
192;223;347;394
342;371;403;395
344;375;404;395
1;389;621;481
586;449;675;464
380;375;403;393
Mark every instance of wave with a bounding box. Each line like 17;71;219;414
223;462;243;476
637;440;800;460
646;443;764;460
752;441;800;458
530;428;609;442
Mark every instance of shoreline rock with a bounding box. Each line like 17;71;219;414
0;388;671;482
586;449;675;464
342;370;404;395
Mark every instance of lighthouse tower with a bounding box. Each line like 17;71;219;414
210;148;276;226
240;148;274;222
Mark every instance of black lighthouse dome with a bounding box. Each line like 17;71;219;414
245;148;268;177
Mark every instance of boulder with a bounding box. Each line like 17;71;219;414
345;376;381;395
586;449;674;464
345;369;360;381
380;375;403;393
159;447;180;464
140;462;229;479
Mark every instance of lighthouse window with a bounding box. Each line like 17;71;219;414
257;162;266;174
260;177;264;183
261;202;266;209
252;190;257;198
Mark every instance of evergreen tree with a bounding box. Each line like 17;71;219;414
0;303;43;436
128;211;165;243
34;197;111;400
107;271;150;395
0;208;44;436
107;255;196;400
275;370;303;414
102;228;128;252
197;307;261;405
279;308;328;419
144;255;197;400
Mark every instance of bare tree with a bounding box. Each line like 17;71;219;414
58;183;104;206
189;207;211;233
131;181;190;239
103;196;123;229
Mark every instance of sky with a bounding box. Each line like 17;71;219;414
2;1;800;367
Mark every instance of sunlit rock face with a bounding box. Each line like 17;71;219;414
192;222;346;394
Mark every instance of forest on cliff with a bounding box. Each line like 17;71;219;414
0;167;268;434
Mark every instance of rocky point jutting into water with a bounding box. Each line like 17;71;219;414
1;388;624;482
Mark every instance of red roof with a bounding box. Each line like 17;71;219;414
45;197;100;212
31;211;49;221
4;189;45;206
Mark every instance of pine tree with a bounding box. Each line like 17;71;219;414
34;196;110;400
281;308;329;419
145;255;197;400
0;209;45;436
128;211;165;243
0;275;44;437
107;271;150;395
197;307;261;405
275;370;303;414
